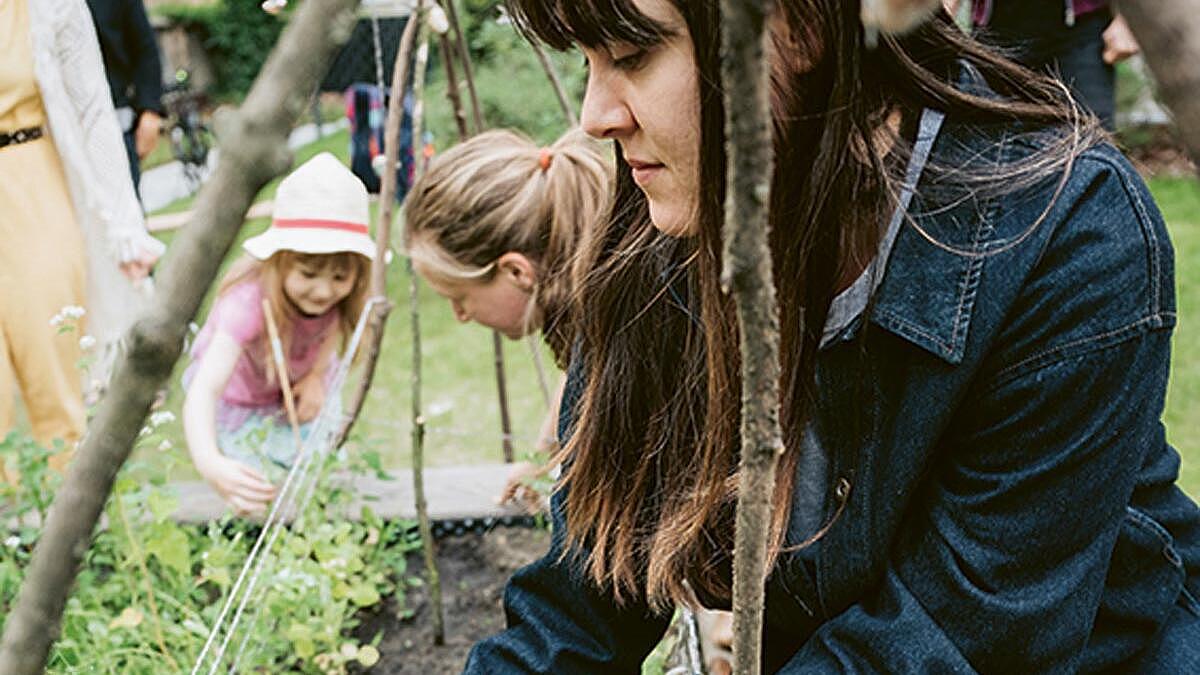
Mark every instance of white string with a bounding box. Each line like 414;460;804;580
215;300;377;673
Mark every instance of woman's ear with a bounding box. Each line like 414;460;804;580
495;252;539;293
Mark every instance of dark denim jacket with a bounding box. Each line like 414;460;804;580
463;116;1200;673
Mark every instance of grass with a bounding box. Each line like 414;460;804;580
1150;176;1200;497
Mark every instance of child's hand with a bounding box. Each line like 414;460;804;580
497;461;545;515
197;454;277;517
292;372;326;424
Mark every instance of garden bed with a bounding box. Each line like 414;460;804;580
354;527;550;673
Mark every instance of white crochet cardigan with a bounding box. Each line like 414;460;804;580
27;0;166;377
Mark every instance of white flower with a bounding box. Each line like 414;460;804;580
79;335;96;350
149;411;175;428
50;305;86;328
157;439;172;452
189;322;200;334
4;536;20;549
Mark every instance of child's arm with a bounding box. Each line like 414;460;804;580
292;330;340;423
183;331;277;516
497;374;567;513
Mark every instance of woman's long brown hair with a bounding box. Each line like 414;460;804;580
506;0;1102;611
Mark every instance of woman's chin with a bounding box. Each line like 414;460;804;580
648;202;698;238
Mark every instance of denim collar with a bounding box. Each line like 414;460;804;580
861;108;1005;365
817;104;993;365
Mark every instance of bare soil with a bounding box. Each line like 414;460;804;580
354;527;551;673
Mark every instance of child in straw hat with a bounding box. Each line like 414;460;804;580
183;153;375;516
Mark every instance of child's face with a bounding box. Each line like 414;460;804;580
417;258;536;339
283;258;358;317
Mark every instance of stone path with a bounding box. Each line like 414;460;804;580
146;200;274;233
171;463;540;524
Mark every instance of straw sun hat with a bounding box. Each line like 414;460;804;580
243;152;378;261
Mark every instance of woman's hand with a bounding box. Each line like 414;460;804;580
197;453;277;517
134;111;163;159
118;246;160;282
292;371;326;423
1103;14;1140;65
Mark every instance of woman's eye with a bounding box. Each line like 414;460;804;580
300;270;317;279
612;49;647;71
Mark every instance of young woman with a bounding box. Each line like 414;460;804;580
1;0;161;464
464;0;1200;671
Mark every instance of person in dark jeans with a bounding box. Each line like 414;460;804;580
953;0;1140;130
86;0;165;198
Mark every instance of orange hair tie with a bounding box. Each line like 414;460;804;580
538;148;553;172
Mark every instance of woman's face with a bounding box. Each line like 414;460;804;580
415;253;538;339
579;0;701;237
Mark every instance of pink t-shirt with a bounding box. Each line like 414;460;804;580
188;280;339;408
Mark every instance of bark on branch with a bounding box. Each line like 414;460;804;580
719;1;781;674
0;1;363;671
335;6;422;447
405;14;447;646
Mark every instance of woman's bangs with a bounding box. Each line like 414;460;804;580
505;0;672;50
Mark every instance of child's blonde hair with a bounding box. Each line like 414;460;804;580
403;128;611;366
218;250;371;376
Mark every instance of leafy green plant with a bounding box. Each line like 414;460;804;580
1;425;422;673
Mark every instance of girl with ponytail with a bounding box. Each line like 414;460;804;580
403;127;611;503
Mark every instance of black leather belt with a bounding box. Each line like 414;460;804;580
0;127;44;149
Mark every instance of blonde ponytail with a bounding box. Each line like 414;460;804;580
404;128;611;365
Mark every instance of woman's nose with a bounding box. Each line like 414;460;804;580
451;301;469;322
580;71;635;140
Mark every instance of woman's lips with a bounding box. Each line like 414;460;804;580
627;159;665;187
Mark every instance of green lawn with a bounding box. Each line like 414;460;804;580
1151;177;1200;497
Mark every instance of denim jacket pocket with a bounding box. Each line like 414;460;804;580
1080;507;1190;669
1103;507;1189;622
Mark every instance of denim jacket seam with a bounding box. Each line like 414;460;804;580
1125;506;1177;552
987;314;1174;390
950;206;996;349
1075;150;1166;316
1182;587;1200;616
874;310;955;356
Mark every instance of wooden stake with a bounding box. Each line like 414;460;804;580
437;34;471;139
439;0;515;463
335;3;424;447
407;25;446;647
442;0;483;132
719;1;781;674
261;299;304;455
529;39;577;126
